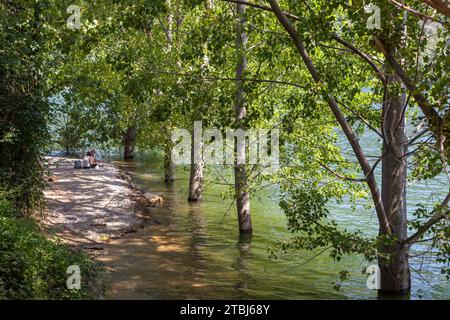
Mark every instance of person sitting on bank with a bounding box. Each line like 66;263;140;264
89;149;103;168
84;151;92;166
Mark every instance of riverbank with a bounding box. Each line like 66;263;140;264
41;157;165;298
43;157;156;250
0;156;132;298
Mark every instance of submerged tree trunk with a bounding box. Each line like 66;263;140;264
188;160;203;201
378;76;410;296
188;126;203;201
188;0;212;202
164;143;175;183
123;126;136;160
234;3;252;234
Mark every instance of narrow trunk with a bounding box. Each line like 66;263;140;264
204;0;214;10
188;125;203;201
164;143;175;183
234;3;252;234
378;76;410;296
123;126;136;160
188;0;211;202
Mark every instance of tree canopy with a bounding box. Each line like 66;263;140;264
1;0;448;297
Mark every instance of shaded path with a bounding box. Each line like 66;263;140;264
43;157;148;248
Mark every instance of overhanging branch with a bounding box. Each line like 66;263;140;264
406;191;450;244
420;0;450;19
266;0;392;234
388;0;449;26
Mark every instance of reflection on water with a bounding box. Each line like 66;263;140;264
97;155;449;300
230;234;253;299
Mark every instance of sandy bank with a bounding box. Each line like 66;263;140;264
42;157;153;251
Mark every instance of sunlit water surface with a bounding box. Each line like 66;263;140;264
97;147;448;300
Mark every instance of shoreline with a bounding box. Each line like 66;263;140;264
42;156;158;253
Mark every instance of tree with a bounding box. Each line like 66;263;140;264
0;0;54;213
234;3;253;233
419;0;450;18
49;0;167;161
220;0;448;296
52;91;89;156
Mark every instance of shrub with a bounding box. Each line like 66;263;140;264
0;199;103;300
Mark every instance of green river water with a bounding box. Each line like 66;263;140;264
100;149;449;300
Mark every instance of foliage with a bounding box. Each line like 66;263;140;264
0;0;51;213
1;0;448;297
0;196;103;299
270;184;377;263
255;0;449;285
410;203;450;279
0;1;105;300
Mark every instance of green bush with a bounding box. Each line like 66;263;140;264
0;2;104;299
0;199;103;300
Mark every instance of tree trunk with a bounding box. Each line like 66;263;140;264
164;143;175;183
188;125;203;201
234;3;252;234
420;0;450;19
123;126;136;160
188;160;203;201
204;0;214;10
378;76;410;296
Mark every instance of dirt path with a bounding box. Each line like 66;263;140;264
43;157;151;250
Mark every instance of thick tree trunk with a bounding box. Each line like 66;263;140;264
123;126;136;160
378;77;410;296
164;144;175;183
234;3;252;234
188;127;203;201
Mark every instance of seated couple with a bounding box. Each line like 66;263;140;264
85;150;104;168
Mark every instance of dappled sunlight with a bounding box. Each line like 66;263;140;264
155;243;185;253
149;235;187;253
43;159;143;245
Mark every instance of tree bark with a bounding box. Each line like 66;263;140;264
123;126;136;160
374;38;444;146
204;0;214;10
378;76;410;296
234;3;252;234
188;162;203;201
188;127;204;201
420;0;450;18
164;143;175;183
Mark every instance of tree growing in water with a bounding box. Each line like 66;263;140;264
217;0;449;296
